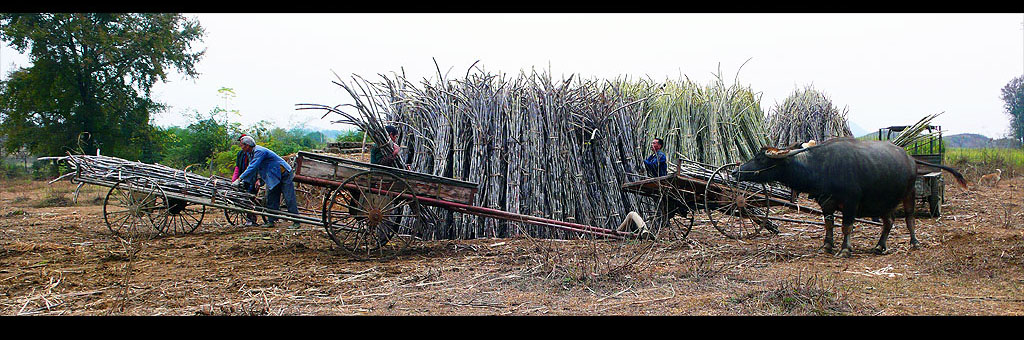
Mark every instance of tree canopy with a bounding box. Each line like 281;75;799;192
0;13;205;161
1001;75;1024;146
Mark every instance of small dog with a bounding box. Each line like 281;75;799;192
978;169;1002;186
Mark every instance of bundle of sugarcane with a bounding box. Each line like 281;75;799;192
297;71;406;169
670;156;792;199
766;85;853;148
312;66;652;239
890;112;943;149
304;62;772;240
623;70;768;166
43;154;259;209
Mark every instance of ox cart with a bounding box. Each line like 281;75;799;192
290;151;638;254
621;156;884;240
49;151;639;257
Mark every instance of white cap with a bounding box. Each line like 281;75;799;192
240;135;256;146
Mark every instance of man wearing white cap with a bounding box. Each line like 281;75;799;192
232;135;300;229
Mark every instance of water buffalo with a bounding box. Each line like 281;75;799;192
733;137;967;257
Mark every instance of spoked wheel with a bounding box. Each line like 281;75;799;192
224;208;265;227
158;197;205;235
322;170;424;257
666;204;697;242
223;186;264;227
705;163;772;240
103;177;167;240
646;181;696;241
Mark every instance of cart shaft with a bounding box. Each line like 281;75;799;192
294;174;631;240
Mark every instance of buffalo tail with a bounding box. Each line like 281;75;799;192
914;159;968;189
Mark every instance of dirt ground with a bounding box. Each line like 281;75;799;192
1;172;1022;316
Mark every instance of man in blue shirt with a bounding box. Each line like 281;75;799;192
231;134;260;226
644;137;668;177
232;136;300;229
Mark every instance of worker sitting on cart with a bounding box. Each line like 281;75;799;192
231;134;260;226
232;136;300;229
643;137;668;177
370;125;410;170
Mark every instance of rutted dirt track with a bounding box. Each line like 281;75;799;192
1;175;1022;316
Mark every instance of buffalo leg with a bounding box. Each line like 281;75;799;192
903;194;920;248
822;213;835;254
874;213;895;254
838;208;858;258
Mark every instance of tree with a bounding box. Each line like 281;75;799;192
1002;75;1024;147
0;13;204;159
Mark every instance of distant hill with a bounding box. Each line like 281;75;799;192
944;133;990;148
854;131;1021;149
943;133;1021;149
848;121;868;138
857;132;879;140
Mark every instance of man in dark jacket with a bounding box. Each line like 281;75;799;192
644;137;668;177
370;125;409;169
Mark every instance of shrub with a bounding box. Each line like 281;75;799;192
1;161;30;179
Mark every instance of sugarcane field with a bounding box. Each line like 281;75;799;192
1;64;1022;316
2;14;1024;317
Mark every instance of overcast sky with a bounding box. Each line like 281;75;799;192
2;13;1023;138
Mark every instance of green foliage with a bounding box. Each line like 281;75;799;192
245;123;326;157
157;115;329;177
164;115;230;167
30;159;65;180
333;129;365;142
1001;75;1024;146
135;83;330;178
210;145;241;177
0;158;67;180
0;13;204;160
0;160;29;180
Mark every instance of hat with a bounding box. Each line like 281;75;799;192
239;135;256;146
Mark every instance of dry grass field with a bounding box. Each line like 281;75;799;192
1;172;1022;316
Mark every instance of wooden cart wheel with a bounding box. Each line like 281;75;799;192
224;208;245;226
103;177;167;240
648;180;696;240
661;204;696;241
224;207;265;226
322;170;424;257
705;163;771;240
223;186;265;227
158;197;205;235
